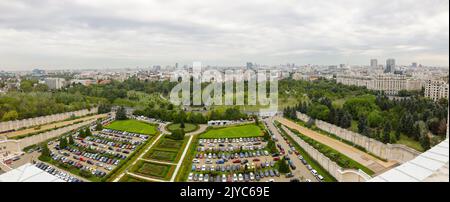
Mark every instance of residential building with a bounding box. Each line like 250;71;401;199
424;80;449;101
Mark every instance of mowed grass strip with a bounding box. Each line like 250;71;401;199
200;124;263;139
105;120;157;135
166;123;199;133
145;149;178;162
156;138;185;150
130;161;175;180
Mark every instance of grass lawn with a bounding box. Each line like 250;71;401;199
145;149;178;162
105;119;157;135
200;124;263;139
119;174;150;182
157;138;185;150
166;123;199;133
397;134;424;152
130;161;174;180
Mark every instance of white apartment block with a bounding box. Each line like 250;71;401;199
44;78;65;89
336;74;422;95
424;80;449;101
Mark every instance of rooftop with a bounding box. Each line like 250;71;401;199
369;138;449;182
0;163;65;182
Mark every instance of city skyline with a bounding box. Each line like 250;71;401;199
0;0;449;70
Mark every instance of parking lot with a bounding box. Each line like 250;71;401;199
187;137;293;182
46;128;150;181
34;162;83;182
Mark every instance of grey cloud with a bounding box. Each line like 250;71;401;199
0;0;448;70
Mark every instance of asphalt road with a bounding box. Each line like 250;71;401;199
275;116;397;174
264;117;318;182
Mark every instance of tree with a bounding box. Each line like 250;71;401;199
339;111;352;128
358;116;368;135
85;128;92;137
254;115;260;125
278;157;291;173
68;135;75;145
98;103;112;114
20;80;34;92
39;143;51;162
59;137;68;149
115;106;127;120
383;122;392;143
419;135;431;150
1;110;18;121
367;110;383;128
95;121;103;131
169;129;185;140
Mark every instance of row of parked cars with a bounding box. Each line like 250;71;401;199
279;132;325;182
35;162;83;182
199;137;263;144
50;152;108;177
188;168;280;182
194;149;270;161
102;129;149;140
84;136;139;151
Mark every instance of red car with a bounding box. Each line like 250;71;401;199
233;159;241;164
273;157;280;161
252;158;260;162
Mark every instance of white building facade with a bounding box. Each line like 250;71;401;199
424;80;449;101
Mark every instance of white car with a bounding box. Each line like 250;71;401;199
188;173;193;181
249;172;255;181
199;174;204;181
192;159;200;163
233;174;238;182
222;174;227;182
238;174;244;182
311;169;318;176
317;175;324;181
201;165;206;171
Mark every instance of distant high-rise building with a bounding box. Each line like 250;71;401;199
370;59;378;68
246;62;253;69
412;62;418;68
385;58;395;73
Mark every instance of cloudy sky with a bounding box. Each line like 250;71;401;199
0;0;448;70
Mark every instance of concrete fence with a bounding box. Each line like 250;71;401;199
296;112;421;163
0;118;98;159
280;125;370;182
0;108;98;133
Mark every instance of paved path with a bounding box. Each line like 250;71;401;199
186;124;207;136
275;116;396;174
139;158;177;166
113;133;164;182
170;135;194;182
264;118;318;182
127;172;167;182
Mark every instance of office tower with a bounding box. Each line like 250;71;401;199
370;59;378;68
385;58;395;73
